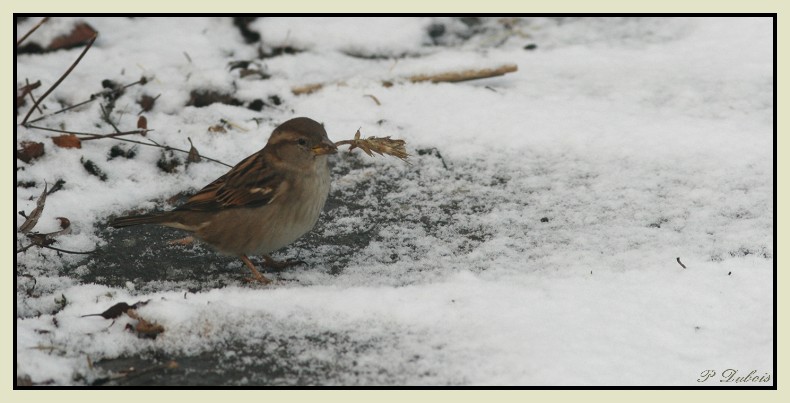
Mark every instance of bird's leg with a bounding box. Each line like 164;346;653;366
240;255;272;284
262;254;306;272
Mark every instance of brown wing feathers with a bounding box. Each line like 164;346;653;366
176;152;283;211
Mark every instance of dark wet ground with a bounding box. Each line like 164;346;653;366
91;331;414;386
70;149;479;386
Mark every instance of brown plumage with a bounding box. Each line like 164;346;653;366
111;117;337;284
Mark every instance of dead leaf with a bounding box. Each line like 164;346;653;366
88;302;131;319
48;22;98;51
24;233;56;248
137;116;148;130
18;80;42;97
208;124;227;133
126;309;164;339
52;134;82;149
19;183;47;233
187;138;201;163
16;141;45;163
81;300;150;319
50;217;72;237
138;94;159;113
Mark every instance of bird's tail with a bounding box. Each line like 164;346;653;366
110;213;170;228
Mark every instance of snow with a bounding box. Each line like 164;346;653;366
15;17;774;386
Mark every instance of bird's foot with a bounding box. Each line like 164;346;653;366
240;255;273;285
243;273;273;285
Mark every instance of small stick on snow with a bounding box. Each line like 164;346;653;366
292;64;518;95
364;94;381;106
676;257;687;269
408;64;518;83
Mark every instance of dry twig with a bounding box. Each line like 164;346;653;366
26;77;148;125
21;33;98;126
292;63;518;95
408;64;518;83
17;184;95;255
16;17;50;47
24;124;231;167
334;129;409;162
363;94;381;106
25;79;44;114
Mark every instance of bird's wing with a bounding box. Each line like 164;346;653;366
176;152;286;211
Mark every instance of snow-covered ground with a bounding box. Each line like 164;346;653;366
15;17;774;386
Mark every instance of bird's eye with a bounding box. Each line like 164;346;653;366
298;139;307;146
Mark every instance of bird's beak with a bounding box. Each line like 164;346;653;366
312;138;338;155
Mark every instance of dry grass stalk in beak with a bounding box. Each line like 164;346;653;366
334;130;409;162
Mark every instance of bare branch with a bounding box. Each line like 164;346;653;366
26;77;148;125
100;103;121;133
100;137;232;168
16;17;50;47
26;98;96;124
21;33;98;126
25;124;148;139
25;79;44;114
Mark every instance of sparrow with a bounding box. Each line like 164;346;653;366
111;117;337;284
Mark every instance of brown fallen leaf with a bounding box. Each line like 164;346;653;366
137;115;148;130
126;309;164;339
187;137;201;163
21;215;75;251
17;141;45;163
207;124;227;133
138;94;159;113
52;134;82;149
18;80;42;97
81;300;150;319
86;302;131;319
50;217;72;237
48;22;98;51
